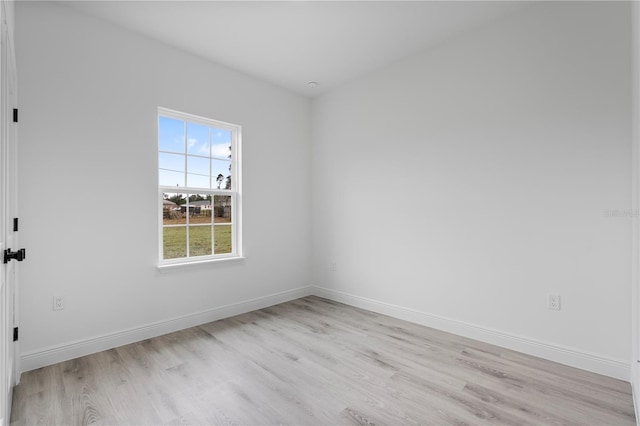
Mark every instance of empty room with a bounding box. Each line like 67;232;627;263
1;0;639;424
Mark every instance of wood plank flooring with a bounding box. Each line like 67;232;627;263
10;296;636;425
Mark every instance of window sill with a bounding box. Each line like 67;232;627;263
157;256;245;272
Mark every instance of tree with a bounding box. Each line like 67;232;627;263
167;194;186;205
224;150;232;189
216;173;224;189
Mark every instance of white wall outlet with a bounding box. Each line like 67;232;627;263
53;296;64;311
547;294;561;311
330;262;337;272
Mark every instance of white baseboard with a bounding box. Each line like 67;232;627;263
21;284;631;382
21;286;314;372
311;286;631;381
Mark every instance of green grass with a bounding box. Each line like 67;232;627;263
189;226;212;257
163;225;232;259
214;225;232;254
163;227;186;259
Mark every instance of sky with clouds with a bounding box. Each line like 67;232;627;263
159;116;232;189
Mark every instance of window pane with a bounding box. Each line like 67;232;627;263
188;194;212;224
163;227;186;259
159;169;185;187
159;153;185;187
186;156;210;188
187;122;210;156
189;226;212;257
186;173;210;189
187;155;210;175
212;128;232;160
162;193;186;225
213;160;231;190
159;116;185;153
159;153;185;173
214;225;232;254
214;195;231;223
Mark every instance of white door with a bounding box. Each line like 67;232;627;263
0;0;19;423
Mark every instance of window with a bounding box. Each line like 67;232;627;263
158;108;241;265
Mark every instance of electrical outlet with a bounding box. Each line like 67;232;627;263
53;296;64;311
330;262;337;272
548;294;561;311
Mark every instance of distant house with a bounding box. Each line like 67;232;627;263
190;200;211;209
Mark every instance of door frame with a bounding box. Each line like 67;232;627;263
0;0;18;423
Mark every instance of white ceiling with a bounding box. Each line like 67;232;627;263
62;1;528;97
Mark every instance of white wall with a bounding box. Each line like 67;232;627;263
15;0;635;382
16;2;311;366
312;2;632;376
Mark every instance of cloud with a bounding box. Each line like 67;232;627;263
187;138;199;149
211;143;231;158
197;144;210;156
185;137;231;158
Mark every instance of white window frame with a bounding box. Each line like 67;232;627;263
157;107;242;267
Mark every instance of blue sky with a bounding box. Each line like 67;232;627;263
158;116;232;188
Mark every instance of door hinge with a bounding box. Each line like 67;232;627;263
12;108;18;123
13;327;18;342
13;217;18;232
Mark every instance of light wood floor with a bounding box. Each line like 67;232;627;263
10;296;636;425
